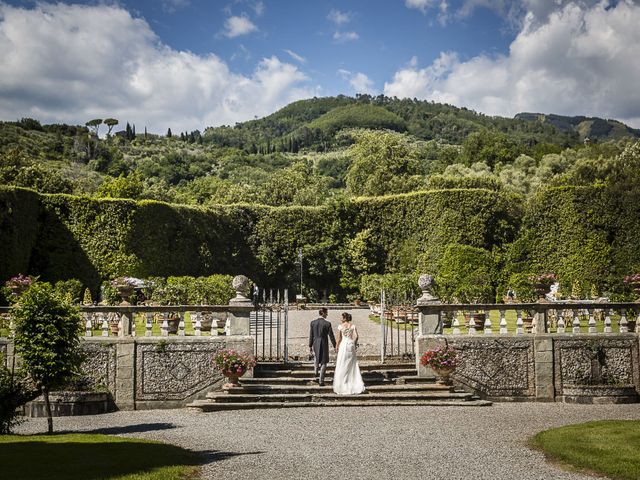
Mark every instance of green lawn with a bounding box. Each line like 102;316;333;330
530;420;640;480
0;433;201;480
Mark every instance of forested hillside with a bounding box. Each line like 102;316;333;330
1;95;639;208
2;95;640;302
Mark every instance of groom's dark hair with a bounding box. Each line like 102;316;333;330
319;307;328;316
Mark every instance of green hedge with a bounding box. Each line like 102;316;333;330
3;184;637;300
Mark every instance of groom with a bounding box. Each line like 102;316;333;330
309;307;336;386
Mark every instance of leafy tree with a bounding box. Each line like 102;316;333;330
12;283;83;434
104;118;119;136
96;172;145;199
461;129;522;167
85;118;103;137
345;130;425;196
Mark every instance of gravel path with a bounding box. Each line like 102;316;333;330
16;403;640;479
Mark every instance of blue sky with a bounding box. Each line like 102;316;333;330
1;1;639;132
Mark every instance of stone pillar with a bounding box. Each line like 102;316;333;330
416;274;442;335
115;340;136;410
534;336;555;401
415;274;442;376
227;275;252;336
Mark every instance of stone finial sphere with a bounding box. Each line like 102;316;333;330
418;274;434;292
232;275;250;295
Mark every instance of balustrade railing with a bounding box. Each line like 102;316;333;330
0;305;257;339
416;301;640;336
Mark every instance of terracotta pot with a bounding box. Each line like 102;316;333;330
109;319;119;335
432;366;455;385
222;369;246;388
167;316;180;334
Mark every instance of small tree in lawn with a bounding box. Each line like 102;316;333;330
12;282;83;434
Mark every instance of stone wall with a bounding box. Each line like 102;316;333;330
3;336;254;410
417;334;640;403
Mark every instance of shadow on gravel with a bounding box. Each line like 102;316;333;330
200;450;264;464
79;422;178;435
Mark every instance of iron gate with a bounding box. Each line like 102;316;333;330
251;288;289;362
379;289;417;362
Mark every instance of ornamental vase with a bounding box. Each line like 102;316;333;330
432;366;455;385
222;369;246;389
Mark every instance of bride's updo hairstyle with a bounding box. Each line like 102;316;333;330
341;312;349;322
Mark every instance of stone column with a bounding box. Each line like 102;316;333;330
415;274;443;376
534;335;555;401
226;275;252;336
416;274;442;335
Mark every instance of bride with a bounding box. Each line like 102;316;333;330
333;312;366;395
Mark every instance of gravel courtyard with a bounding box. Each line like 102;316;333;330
17;403;640;480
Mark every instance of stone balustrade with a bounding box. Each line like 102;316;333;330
0;304;256;339
416;301;640;336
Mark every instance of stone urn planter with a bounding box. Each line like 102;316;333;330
433;367;455;386
222;369;246;389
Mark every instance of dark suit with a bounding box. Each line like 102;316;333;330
309;316;336;384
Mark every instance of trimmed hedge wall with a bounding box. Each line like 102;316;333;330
2;184;638;298
512;185;640;295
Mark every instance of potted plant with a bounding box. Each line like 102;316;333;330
530;273;557;301
623;274;640;300
5;274;35;298
420;345;458;385
213;349;256;389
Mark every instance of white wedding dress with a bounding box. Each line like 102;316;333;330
333;324;366;395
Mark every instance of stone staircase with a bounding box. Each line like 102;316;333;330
187;362;492;411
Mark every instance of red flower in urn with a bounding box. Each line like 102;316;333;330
213;349;256;388
420;345;458;385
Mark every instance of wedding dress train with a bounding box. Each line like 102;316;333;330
333;324;365;395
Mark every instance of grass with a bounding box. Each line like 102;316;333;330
530;420;640;480
0;433;201;480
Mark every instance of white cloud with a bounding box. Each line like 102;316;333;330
162;0;190;13
333;31;359;42
0;3;313;132
221;15;258;38
253;1;265;16
386;1;640;127
284;49;306;64
405;0;437;13
327;9;351;25
338;70;375;95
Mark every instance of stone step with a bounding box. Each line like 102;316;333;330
238;377;398;386
188;399;493;412
254;363;415;373
216;384;453;396
205;391;476;403
257;368;417;379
